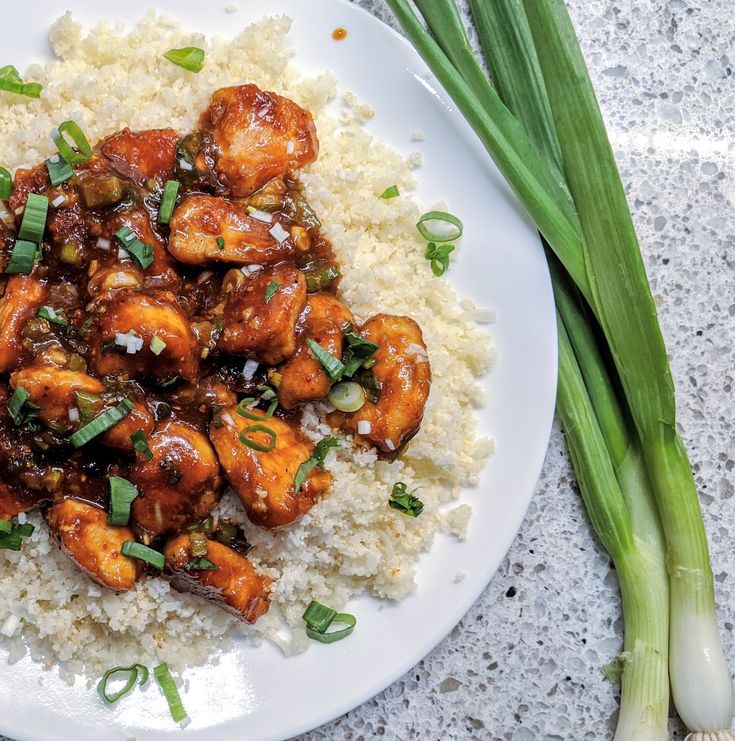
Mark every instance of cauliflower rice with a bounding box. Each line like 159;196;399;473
0;12;493;676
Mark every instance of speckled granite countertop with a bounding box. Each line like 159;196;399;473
1;2;732;740
299;1;735;739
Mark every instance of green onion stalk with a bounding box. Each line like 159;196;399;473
386;0;735;736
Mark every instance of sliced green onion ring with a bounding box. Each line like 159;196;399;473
328;381;366;412
302;600;356;644
97;664;149;705
0;66;42;98
236;397;278;421
18;193;49;243
69;399;134;448
158;180;180;225
164;47;205;73
121;541;165;570
306;338;345;381
150;336;167;356
53;121;92;165
264;279;281;303
108;476;139;526
4;240;37;274
379;185;400;200
0;168;12;201
239;424;277;453
416;210;463;242
0;520;11;534
153;663;188;723
45;155;74;187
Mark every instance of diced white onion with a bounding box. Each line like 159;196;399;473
197;270;215;284
123;231;136;243
0;614;21;638
49;154;60;164
115;331;144;354
242;359;259;381
49;127;60;142
117;248;128;260
385;439;396;451
96;238;111;250
269;223;290;243
357;420;372;435
257;106;269;119
179;159;193;171
51;194;66;208
45;307;58;320
68;407;80;422
286;141;295;155
14;206;24;216
248;208;273;223
240;264;263;275
221;412;235;427
465;308;497;324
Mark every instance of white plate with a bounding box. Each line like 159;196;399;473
0;1;557;739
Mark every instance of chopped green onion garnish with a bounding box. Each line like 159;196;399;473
18;193;48;243
236;397;278;421
257;384;277;401
0;66;41;98
379;185;400;200
108;476;139;526
69;398;134;448
121;541;165;570
69;593;79;602
328;381;366;412
239;424;277;452
52;120;92;165
416;210;463;242
150;336;167;355
14;522;34;538
0;520;10;534
189;530;208;558
37;305;68;326
302;600;356;644
8;386;30;425
0;168;12;201
114;226;154;270
130;429;153;460
388;482;424;517
216;236;225;251
4;240;37;274
97;664;149;705
342;331;379;377
164;47;205;73
0;520;35;551
425;242;455;277
306;338;345;381
185;557;218;571
294;436;340;492
210;403;224;429
264;280;281;303
45;154;74;187
158;180;180;225
153;663;188;723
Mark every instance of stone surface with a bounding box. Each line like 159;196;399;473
3;2;734;740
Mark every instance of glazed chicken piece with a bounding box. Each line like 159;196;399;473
45;498;139;591
168;195;293;266
0;482;48;521
164;533;271;623
90;289;199;382
0;275;47;373
10;366;104;434
328;315;431;453
278;294;354;410
200;84;319;197
100;127;180;185
128;421;222;538
209;407;332;529
218;265;306;365
87;264;144;298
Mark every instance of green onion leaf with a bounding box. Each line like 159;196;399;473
379;185;400;200
8;386;30;425
328;381;366;412
108;476;139;526
0;168;12;201
0;66;42;98
164;47;205;73
306;338;345;381
239;424;277;452
97;664;149;705
264;280;281;303
150;336;167;356
52;121;92;165
416;210;463;242
304;263;341;293
189;530;208;558
342;331;379;377
424;242;455;277
216;236;225;251
114;226;154;270
0;520;35;551
69;398;134;448
4;240;37;274
14;522;34;538
153;663;188;723
121;541;165;570
18;193;48;243
37;305;68;326
45;154;74;187
0;520;10;534
388;482;424;517
294;436;340;492
302;600;356;644
236;396;278;421
158;180;180;225
185;557;218;571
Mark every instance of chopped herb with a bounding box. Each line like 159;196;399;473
52;121;92;165
388;482;424;517
114;226;154;270
130;429;153;461
150;336;167;356
306;338;345;381
37;305;68;326
416;210;463;242
158;375;182;389
236;396;278;421
69;399;134;448
353;368;382;404
294;437;340;492
163;47;205;73
158;180;180;225
185;557;218;571
97;664;149;705
0;65;42;98
153;663;188;724
18;193;48;243
121;541;165;570
264;279;281;303
45;154;74;186
160;456;183;485
108;476;139;526
341;329;379;377
424;242;455;277
216;236;225;251
239;424;277;452
0;168;11;201
69;594;79;603
379;185;400;199
0;520;35;551
4;240;37;274
210;403;224;429
302;600;356;644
